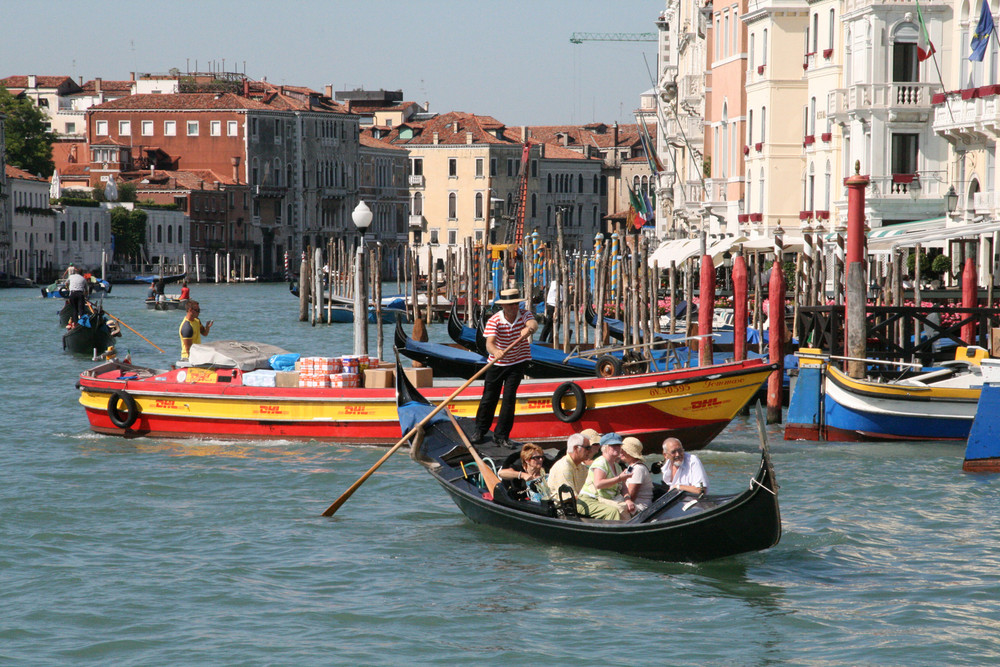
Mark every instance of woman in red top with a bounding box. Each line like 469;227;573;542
179;281;191;300
472;288;537;448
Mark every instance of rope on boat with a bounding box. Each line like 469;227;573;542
750;477;777;496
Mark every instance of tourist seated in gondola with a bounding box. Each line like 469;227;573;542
577;432;635;520
546;433;591;498
621;437;653;514
498;443;548;502
654;437;708;495
580;428;602;464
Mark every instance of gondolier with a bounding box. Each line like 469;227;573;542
472;288;538;448
66;267;88;327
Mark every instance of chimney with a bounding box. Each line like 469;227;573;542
95;78;102;95
130;72;135;81
521;126;527;142
325;85;333;98
27;74;36;88
150;164;155;176
214;180;221;190
231;156;241;184
613;121;619;147
432;132;439;145
466;131;473;145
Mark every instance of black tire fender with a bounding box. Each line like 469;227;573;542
595;354;622;378
108;390;139;429
552;382;586;423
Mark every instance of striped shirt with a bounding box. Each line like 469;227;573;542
484;308;535;366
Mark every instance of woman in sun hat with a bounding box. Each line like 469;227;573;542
621;437;653;513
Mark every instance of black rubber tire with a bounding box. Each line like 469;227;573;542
108;390;139;429
595;354;623;378
552;382;586;423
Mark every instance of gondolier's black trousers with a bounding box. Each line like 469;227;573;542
69;290;86;323
474;361;528;442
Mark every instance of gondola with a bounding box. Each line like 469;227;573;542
63;307;121;356
396;361;782;562
135;272;186;284
394;320;490;379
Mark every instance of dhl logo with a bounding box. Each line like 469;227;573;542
154;399;177;409
691;397;722;410
344;405;368;415
527;400;552;410
258;405;281;415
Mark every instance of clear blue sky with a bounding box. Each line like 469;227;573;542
1;0;664;127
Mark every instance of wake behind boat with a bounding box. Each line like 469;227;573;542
397;365;782;562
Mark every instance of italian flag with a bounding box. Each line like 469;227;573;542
917;1;936;62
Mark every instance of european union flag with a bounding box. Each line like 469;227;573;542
970;0;995;62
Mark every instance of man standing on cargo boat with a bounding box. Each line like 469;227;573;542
179;301;213;360
472;288;537;448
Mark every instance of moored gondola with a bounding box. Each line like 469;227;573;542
396;361;782;562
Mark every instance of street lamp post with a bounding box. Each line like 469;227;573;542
352;200;373;356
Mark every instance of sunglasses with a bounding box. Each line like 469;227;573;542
528;455;544;461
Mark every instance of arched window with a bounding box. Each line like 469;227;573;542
413;192;423;216
475;192;484;219
825;160;832;210
252;157;259;184
593;206;599;226
94;223;99;242
448;192;457;219
178;226;183;244
72;221;77;241
721;103;729;178
531;193;537;217
758;167;765;214
810;97;817;135
60;220;66;241
168;226;173;244
592;175;599;193
273;158;282;186
547;174;552;192
578;174;583;192
762;29;768;65
157;225;163;243
633;175;641;192
891;22;920;83
828;8;835;50
813;13;819;53
746;170;752;212
83;221;89;242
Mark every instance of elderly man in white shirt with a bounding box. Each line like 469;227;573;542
660;437;707;495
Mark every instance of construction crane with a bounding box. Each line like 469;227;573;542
569;32;656;44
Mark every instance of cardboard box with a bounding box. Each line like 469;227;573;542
404;366;433;388
364;368;395;389
294;359;302;371
275;371;300;388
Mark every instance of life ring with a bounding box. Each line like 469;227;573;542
108;390;139;429
552;382;586;423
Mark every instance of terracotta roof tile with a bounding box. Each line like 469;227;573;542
360;133;407;151
1;75;77;89
5;164;47;181
80;79;134;93
385;111;515;146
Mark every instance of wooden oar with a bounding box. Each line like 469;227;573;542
446;411;501;495
102;309;166;353
321;330;530;517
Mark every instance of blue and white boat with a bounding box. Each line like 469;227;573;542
963;359;1000;472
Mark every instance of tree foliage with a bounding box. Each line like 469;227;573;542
0;86;55;177
110;206;147;260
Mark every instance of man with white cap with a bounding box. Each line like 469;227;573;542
472;288;537;448
577;432;634;520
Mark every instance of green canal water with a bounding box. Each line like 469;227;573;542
2;283;998;665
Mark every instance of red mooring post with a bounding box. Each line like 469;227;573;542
733;254;748;361
699;254;715;367
962;257;977;344
844;162;870;362
767;259;786;423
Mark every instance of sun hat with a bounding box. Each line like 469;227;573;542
621;437;645;461
580;428;602;445
600;432;624;447
495;288;523;305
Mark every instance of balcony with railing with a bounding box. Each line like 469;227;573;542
408;174;425;188
408;214;425;229
932;86;1000;145
830;82;941;123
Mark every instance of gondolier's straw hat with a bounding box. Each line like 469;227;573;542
496;288;523;305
